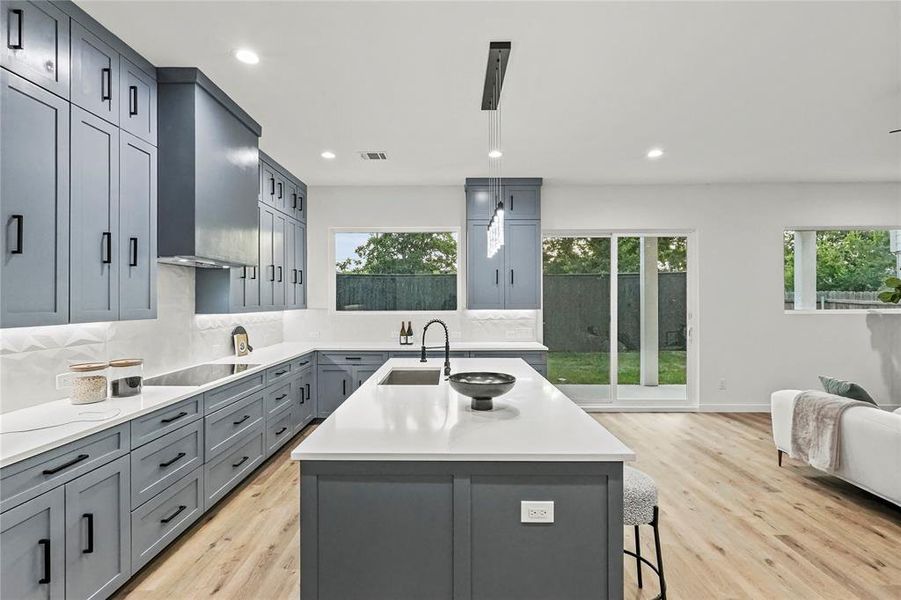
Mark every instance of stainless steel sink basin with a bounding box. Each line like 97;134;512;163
379;369;442;386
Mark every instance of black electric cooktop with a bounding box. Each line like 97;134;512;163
144;363;259;387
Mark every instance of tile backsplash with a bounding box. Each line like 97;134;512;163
0;265;283;414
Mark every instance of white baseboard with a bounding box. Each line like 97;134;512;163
698;403;771;413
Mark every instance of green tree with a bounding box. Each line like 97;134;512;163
337;232;457;274
784;230;895;292
543;237;686;274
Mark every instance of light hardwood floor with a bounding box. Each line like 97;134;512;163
114;413;900;600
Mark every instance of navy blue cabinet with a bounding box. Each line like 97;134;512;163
70;20;118;124
119;133;158;320
0;0;70;98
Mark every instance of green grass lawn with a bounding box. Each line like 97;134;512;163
547;351;686;385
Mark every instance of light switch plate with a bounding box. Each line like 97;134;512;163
521;501;554;523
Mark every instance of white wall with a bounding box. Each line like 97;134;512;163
0;265;283;413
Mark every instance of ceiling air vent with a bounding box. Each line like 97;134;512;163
360;151;388;160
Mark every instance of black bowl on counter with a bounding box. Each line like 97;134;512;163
448;372;516;411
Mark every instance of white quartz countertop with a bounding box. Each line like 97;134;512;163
291;358;634;462
0;341;547;468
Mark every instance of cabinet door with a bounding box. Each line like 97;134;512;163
119;57;156;145
352;365;380;391
296;187;306;222
273;172;287;212
505;186;540;220
70;21;118;124
466;186;494;221
285;180;298;217
242;204;261;310
284;219;297;308
466;220;504;310
0;70;69;327
504;221;541;309
260;163;276;207
0;487;65;600
70;107;120;324
272;212;286;307
64;455;130;600
295;222;306;308
259;207;274;306
317;366;351;418
295;370;315;432
0;0;69;98
119;132;157;320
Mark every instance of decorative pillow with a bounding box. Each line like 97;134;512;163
894;407;901;415
818;376;878;406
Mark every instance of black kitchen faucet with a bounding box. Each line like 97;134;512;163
421;319;452;377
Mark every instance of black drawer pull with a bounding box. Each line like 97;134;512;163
232;455;249;468
344;356;362;361
275;393;288;401
275;426;287;435
297;360;309;367
43;453;89;475
83;513;94;553
101;231;112;264
101;67;111;101
160;504;186;524
233;414;250;426
274;369;287;376
10;214;23;254
38;539;50;584
129;237;138;267
128;85;138;116
7;9;23;50
160;411;188;424
159;452;186;468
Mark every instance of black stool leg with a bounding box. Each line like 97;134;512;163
634;525;643;588
652;506;666;600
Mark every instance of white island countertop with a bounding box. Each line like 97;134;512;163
292;358;634;462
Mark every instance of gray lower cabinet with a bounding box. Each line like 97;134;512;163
119;132;157;320
0;486;65;600
294;368;316;433
204;391;265;459
0;69;69;328
130;420;203;509
69;106;119;323
70;20;118;124
265;403;294;457
317;365;351;418
0;0;70;98
64;455;130;600
119;56;156;145
203;424;265;509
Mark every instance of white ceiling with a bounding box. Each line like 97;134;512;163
81;1;901;186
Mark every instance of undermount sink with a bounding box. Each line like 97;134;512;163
379;369;442;386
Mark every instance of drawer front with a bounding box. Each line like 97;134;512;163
266;361;292;384
131;395;202;449
131;466;203;572
203;372;264;414
265;404;294;457
264;380;293;416
203;425;264;510
318;351;388;366
205;391;264;459
130;420;203;509
0;424;129;513
291;353;314;371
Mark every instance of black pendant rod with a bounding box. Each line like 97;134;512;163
481;41;511;111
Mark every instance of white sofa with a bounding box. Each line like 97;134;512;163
771;390;901;506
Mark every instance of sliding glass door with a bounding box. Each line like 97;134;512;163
543;234;690;405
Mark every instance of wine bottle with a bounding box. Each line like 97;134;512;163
399;321;406;345
406;321;414;345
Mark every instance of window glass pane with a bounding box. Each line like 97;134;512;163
784;229;900;310
335;232;458;311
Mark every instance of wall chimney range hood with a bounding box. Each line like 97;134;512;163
156;68;262;268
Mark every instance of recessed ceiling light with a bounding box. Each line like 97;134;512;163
646;147;664;159
488;149;503;159
320;151;336;160
234;49;259;65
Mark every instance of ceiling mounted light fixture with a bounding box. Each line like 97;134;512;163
483;41;511;259
234;48;260;65
646;147;664;159
320;151;336;159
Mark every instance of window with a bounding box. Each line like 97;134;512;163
784;229;900;310
335;231;458;311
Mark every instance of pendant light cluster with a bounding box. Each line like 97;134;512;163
482;42;511;258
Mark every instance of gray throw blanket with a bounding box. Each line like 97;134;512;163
790;390;873;471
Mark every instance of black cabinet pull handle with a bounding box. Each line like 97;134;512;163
277;182;283;199
160;411;187;424
299;269;303;285
299;195;303;212
240;266;247;279
344;356;362;361
342;379;346;395
101;231;112;264
160;504;186;524
292;193;297;208
232;456;249;468
276;426;287;435
269;177;275;196
159;452;186;468
83;514;94;553
128;85;138;116
10;214;23;254
292;268;297;284
38;539;50;584
7;9;23;50
299;386;305;404
250;266;257;280
510;193;514;211
269;264;275;281
101;67;111;101
275;369;287;376
495;269;498;285
43;453;89;475
306;383;311;398
129;237;138;267
297;360;309;367
233;414;250;426
510;269;514;285
277;266;282;282
275;393;288;401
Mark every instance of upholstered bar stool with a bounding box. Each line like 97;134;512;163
623;466;667;600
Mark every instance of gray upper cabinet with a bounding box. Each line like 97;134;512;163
466;220;504;310
292;222;306;308
119;133;157;320
119;57;156;145
465;186;495;221
273;212;287;307
64;456;130;600
0;70;69;328
504;186;540;220
1;0;69;99
260;162;276;207
70;20;118;124
0;486;65;600
69;107;120;324
259;206;275;307
504;221;541;309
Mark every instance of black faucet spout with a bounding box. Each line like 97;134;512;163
421;319;452;377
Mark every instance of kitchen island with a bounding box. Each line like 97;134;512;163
292;357;634;600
